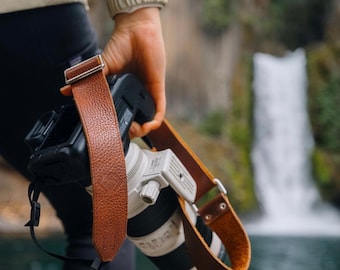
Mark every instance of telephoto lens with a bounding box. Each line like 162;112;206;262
85;141;226;269
124;142;226;270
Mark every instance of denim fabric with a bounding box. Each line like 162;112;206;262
0;4;135;270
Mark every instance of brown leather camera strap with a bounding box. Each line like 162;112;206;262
61;55;127;262
148;120;251;270
61;54;251;269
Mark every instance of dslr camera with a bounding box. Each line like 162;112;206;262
25;74;226;269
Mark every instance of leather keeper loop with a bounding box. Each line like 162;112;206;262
198;193;230;226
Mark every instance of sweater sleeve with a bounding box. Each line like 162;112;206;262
106;0;167;19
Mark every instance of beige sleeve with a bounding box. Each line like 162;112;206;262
106;0;168;19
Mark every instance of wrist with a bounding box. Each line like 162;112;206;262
113;7;162;29
106;0;168;19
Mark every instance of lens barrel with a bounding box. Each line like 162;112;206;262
126;143;226;269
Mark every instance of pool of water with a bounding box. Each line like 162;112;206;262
0;234;339;269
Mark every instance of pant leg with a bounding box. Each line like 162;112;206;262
0;4;135;269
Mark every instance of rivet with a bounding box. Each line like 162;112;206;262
220;202;227;210
205;214;212;220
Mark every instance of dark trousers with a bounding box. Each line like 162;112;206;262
0;4;135;269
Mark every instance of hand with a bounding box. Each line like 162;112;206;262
102;8;166;138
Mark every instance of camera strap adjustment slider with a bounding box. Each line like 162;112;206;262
60;55;105;97
64;54;105;85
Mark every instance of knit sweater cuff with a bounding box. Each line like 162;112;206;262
106;0;167;19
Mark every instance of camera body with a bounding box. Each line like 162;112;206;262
25;74;155;186
25;73;226;269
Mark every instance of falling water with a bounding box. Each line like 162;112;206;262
247;49;340;236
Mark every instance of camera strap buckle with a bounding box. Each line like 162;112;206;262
214;178;227;195
190;178;227;215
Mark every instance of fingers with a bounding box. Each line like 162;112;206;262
129;109;165;138
101;33;131;76
101;8;167;138
128;120;162;138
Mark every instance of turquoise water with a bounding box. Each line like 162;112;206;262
249;235;340;270
0;234;339;269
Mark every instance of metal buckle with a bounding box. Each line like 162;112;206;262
64;54;105;85
190;178;227;215
213;178;227;195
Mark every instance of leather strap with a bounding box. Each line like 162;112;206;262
61;54;251;268
61;55;127;262
148;120;251;270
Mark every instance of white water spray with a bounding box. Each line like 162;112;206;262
247;49;340;236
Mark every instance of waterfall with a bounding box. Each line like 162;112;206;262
247;49;340;236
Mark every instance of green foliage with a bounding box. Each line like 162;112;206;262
271;0;327;49
307;42;340;204
312;147;332;186
199;110;226;137
200;0;235;36
219;53;257;212
311;147;340;203
307;44;340;153
229;54;253;152
315;75;340;151
244;0;329;51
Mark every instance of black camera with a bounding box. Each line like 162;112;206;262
25;73;155;186
25;73;226;269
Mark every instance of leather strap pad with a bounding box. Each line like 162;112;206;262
149;120;251;269
62;56;127;262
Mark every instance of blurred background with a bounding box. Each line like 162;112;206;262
1;0;340;269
